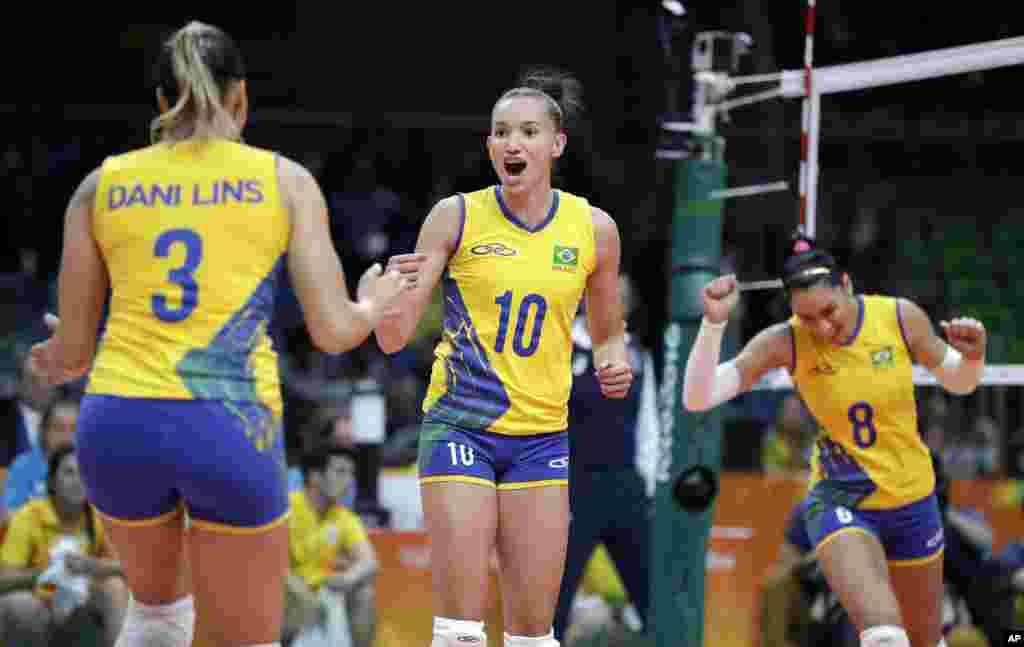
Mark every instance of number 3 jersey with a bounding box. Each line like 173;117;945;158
790;295;934;509
86;141;288;418
422;186;597;436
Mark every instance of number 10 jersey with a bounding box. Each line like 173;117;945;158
422;186;597;436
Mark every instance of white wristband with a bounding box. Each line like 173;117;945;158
683;317;741;411
931;345;984;395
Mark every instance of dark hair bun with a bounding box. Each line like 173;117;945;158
781;229;840;290
791;233;814;255
517;67;584;129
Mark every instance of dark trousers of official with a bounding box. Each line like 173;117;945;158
553;466;651;642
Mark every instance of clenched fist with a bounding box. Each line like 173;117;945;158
939;317;986;361
702;274;739;324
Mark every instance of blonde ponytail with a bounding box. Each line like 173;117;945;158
150;21;244;144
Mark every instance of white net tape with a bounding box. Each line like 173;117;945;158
776;36;1024;98
751;365;1024;390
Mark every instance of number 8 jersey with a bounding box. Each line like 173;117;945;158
87;140;288;420
790;294;934;509
422;186;597;436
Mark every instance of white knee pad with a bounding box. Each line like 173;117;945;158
861;625;910;647
114;595;195;647
505;629;560;647
431;617;487;646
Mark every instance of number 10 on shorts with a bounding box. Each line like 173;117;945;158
447;442;475;467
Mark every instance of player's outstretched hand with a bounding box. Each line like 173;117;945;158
358;263;412;323
385;253;427;290
28;314;88;386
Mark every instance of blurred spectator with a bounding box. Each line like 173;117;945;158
288;403;357;505
326;152;410;296
923;423;947;456
563;544;642;647
553;274;655;643
280;329;356;468
762;394;814;476
0;446;128;647
924;392;950;429
285;445;378;647
945;416;1002;480
758;498;857;647
971;416;1003;478
759;451;995;647
0;351;58;488
3;397;79;517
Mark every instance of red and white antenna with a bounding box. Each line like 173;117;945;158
798;0;819;237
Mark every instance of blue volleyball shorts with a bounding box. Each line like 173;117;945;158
417;420;569;490
76;394;289;533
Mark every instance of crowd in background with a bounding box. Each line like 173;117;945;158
4;121;1024;647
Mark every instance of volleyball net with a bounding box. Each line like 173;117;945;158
689;31;1024;475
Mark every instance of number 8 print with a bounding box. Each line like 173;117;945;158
847;401;877;449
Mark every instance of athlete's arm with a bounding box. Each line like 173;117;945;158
684;274;793;412
326;538;379;592
0;566;42;594
0;514;42;594
683;320;794;412
47;168;109;380
585;207;632;399
278;155;407;354
897;298;985;395
373;197;460;354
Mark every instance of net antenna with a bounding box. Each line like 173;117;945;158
661;8;1024;236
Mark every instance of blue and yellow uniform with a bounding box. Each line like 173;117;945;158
791;295;943;564
418;186;596;489
74;139;290;533
288;491;369;591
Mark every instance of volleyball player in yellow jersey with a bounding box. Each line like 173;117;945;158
375;69;633;647
683;233;986;647
27;21;411;647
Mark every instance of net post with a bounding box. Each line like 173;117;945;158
652;132;727;647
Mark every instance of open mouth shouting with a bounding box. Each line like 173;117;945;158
504;159;527;178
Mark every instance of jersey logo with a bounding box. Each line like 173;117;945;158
470;242;517;257
871;346;895;369
553;245;579;272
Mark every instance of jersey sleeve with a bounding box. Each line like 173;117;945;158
0;509;36;568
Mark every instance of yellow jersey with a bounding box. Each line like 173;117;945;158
422;186;597;435
791;295;933;509
0;499;110;570
288;491;369;591
580;544;628;608
86;140;289;419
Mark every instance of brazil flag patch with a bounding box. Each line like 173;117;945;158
553;245;579;271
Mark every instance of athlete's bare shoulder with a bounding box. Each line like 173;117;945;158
70;167;102;212
735;322;795;390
